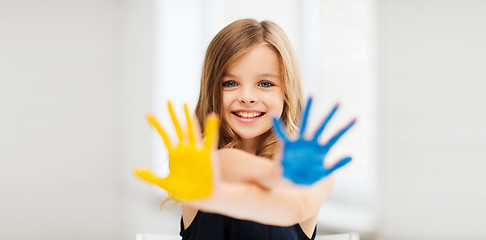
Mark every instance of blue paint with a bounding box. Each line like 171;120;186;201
273;97;356;185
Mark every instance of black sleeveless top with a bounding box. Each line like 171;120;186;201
180;211;316;240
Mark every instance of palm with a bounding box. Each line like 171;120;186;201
273;97;356;185
134;102;219;201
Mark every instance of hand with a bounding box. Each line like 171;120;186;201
272;97;356;185
133;102;219;201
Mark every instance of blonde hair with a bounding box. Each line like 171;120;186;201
195;18;303;158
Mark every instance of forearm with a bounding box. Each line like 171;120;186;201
192;182;304;226
217;148;281;188
189;175;335;226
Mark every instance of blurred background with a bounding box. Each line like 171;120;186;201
1;0;485;239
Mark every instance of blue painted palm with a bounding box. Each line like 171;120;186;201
272;97;356;185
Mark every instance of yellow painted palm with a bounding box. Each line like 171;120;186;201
133;101;219;202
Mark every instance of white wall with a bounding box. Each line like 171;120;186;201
0;1;179;239
376;1;486;239
117;0;182;238
0;1;120;239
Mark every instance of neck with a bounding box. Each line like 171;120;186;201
237;136;261;155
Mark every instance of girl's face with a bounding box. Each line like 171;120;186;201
221;44;284;142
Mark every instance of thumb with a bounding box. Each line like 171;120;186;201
133;167;168;188
328;157;352;173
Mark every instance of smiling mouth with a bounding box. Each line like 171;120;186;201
232;112;265;119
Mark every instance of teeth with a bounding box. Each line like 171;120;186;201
236;112;262;118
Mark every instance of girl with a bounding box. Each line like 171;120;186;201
137;18;355;240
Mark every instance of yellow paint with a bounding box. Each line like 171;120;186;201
134;101;219;201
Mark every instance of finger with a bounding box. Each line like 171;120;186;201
147;113;172;150
299;97;313;137
323;118;357;149
204;113;220;150
168;101;183;142
327;156;352;173
191;114;203;146
272;117;289;141
184;104;196;145
133;167;165;185
313;103;339;142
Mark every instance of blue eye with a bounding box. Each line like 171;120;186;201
222;81;237;87
259;81;274;88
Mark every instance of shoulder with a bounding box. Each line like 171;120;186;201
181;204;198;231
298;214;318;239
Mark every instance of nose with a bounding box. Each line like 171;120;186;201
239;96;256;104
239;87;257;104
240;98;256;104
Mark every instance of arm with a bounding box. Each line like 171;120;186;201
181;147;291;229
188;172;334;226
182;147;333;227
217;148;282;188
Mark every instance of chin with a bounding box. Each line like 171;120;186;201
236;132;260;140
233;127;270;140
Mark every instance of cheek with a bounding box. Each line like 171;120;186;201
221;92;231;111
263;92;284;116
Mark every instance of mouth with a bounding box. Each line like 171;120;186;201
231;111;266;119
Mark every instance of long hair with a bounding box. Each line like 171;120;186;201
195;18;303;159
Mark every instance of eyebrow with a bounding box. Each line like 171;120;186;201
223;73;280;78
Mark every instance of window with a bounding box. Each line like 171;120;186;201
154;0;376;233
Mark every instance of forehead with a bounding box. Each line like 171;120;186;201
224;45;281;78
